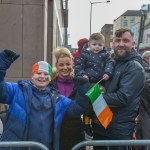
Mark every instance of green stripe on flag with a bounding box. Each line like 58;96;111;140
86;84;101;103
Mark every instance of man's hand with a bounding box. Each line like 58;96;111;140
0;49;20;71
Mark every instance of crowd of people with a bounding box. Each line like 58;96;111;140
0;28;149;150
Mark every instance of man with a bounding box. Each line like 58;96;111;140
91;28;145;150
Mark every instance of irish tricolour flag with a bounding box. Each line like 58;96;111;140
86;84;113;128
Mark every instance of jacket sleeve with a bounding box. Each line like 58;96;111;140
0;49;20;101
0;82;7;101
103;66;145;107
104;53;115;78
65;78;90;117
0;82;18;104
75;53;87;77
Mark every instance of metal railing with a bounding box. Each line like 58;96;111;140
71;140;150;150
0;141;49;150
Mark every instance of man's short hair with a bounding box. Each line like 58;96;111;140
89;33;105;43
115;28;134;37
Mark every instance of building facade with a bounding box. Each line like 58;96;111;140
0;0;67;81
139;11;150;53
101;24;113;50
113;10;141;35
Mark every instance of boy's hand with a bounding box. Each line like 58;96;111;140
0;49;20;70
3;49;20;62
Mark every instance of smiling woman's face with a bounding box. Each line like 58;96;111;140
56;56;73;79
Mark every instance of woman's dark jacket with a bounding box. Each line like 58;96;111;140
51;77;89;150
75;48;114;83
92;50;145;139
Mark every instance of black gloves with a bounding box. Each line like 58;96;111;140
0;49;20;71
0;49;20;81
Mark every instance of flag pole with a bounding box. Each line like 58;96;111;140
97;78;104;84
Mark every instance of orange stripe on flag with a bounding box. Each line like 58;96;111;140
97;105;113;128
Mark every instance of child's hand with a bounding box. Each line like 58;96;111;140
83;75;89;79
3;49;20;62
0;49;20;71
102;74;109;80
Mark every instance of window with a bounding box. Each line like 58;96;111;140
130;17;135;23
124;20;128;26
110;26;113;32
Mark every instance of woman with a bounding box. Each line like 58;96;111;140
0;49;90;150
51;47;89;150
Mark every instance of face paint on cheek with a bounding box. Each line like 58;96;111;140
46;75;51;81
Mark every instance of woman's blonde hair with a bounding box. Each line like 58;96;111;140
51;47;74;80
53;47;73;63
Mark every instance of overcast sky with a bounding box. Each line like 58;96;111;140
68;0;150;48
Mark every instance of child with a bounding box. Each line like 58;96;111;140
75;32;114;82
75;33;114;139
0;49;90;150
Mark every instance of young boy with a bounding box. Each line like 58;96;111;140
75;33;114;139
0;49;90;150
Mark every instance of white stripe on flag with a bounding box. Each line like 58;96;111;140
92;95;107;116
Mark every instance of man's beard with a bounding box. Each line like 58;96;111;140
114;48;131;59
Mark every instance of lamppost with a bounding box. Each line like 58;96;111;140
137;9;147;53
90;0;110;35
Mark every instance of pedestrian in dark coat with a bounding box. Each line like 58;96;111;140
138;51;150;150
91;29;145;150
51;47;90;150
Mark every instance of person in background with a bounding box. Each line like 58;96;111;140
91;28;144;150
72;38;88;63
0;49;90;150
50;47;90;150
75;32;114;139
137;51;150;150
142;51;150;68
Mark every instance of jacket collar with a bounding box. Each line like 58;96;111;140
114;49;141;63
